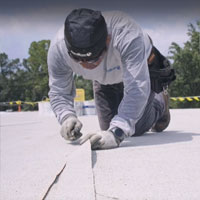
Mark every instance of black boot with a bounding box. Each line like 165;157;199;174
151;92;170;132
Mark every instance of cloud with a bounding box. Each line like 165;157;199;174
0;5;75;59
1;0;200;19
141;15;192;56
0;3;199;60
144;26;188;56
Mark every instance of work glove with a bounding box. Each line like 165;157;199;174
80;130;121;150
60;116;82;141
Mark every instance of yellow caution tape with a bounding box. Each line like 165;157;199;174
170;96;200;101
186;97;193;101
178;97;185;101
25;102;37;106
193;97;200;101
16;100;22;105
1;95;200;108
170;97;177;101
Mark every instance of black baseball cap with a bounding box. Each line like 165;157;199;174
64;8;108;62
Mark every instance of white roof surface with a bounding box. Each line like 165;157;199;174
1;109;200;200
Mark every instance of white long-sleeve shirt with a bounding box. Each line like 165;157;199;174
48;11;152;136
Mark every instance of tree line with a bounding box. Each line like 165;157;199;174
0;21;199;111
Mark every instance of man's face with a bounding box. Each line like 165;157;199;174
69;35;111;70
79;50;106;70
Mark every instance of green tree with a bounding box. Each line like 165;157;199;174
23;40;50;101
0;53;22;102
75;75;93;100
169;20;200;108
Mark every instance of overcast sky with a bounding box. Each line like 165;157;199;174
0;0;199;60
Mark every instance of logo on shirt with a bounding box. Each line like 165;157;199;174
106;66;120;72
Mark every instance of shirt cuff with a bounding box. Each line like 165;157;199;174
109;115;136;137
59;111;76;125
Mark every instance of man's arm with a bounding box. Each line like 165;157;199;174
48;43;76;124
80;35;151;149
48;43;83;141
80;12;152;149
110;33;151;137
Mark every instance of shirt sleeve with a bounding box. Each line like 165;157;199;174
48;42;76;124
110;30;151;136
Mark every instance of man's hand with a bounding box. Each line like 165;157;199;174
80;130;119;150
60;116;82;141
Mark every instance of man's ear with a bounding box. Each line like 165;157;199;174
106;35;111;46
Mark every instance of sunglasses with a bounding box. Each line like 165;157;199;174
68;46;107;64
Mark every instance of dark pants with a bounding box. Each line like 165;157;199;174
93;81;164;136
